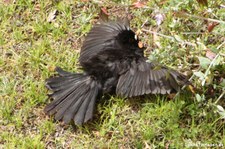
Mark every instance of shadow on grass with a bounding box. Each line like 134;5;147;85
66;89;194;133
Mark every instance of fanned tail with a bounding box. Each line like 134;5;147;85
44;67;101;125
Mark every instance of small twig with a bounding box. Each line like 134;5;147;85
142;29;196;47
216;40;225;50
142;29;173;40
215;90;225;104
141;18;149;28
181;32;204;35
175;12;225;24
201;54;219;86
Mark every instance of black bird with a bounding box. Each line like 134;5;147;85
44;18;189;125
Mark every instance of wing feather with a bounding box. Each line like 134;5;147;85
116;59;189;97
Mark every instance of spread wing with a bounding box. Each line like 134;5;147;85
116;59;190;97
79;18;130;65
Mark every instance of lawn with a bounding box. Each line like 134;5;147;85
1;0;225;148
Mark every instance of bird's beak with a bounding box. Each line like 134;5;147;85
138;41;143;48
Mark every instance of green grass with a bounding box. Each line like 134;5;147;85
1;0;225;148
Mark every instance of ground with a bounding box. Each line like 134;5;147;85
1;0;225;148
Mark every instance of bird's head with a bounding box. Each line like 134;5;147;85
117;30;144;56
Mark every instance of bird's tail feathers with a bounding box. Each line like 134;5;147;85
44;67;101;125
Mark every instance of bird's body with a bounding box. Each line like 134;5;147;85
44;18;189;125
79;20;143;94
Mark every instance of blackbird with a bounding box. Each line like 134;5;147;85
44;17;190;125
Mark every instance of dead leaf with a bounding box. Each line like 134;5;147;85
206;49;216;60
165;141;172;149
3;0;13;5
132;1;146;8
100;7;109;15
207;22;219;32
99;7;109;22
47;9;57;22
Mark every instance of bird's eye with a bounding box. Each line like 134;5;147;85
134;35;138;40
